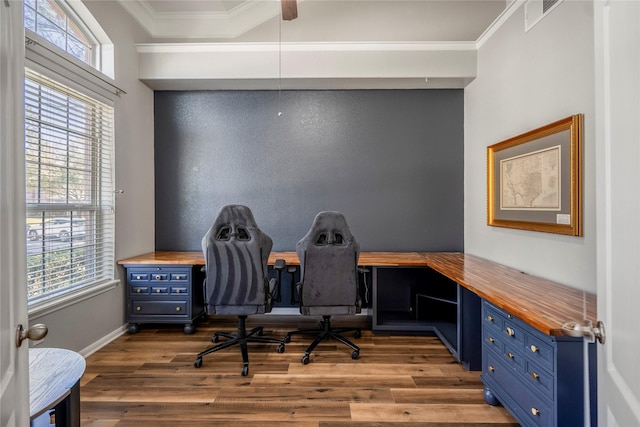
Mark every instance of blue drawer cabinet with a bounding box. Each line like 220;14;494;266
124;264;205;334
481;300;594;427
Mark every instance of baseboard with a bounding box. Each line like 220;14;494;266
79;324;127;358
79;309;372;357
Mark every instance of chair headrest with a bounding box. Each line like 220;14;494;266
210;204;258;241
301;211;355;247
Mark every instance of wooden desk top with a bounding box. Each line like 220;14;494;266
118;251;428;267
29;347;85;420
118;251;597;337
421;252;597;337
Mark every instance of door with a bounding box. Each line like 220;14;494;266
594;1;640;425
0;1;29;426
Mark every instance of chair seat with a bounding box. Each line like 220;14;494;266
212;305;268;315
300;305;360;316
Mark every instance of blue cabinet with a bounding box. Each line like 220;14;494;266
481;300;595;427
124;264;205;334
372;267;481;370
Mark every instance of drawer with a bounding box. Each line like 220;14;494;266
502;317;526;346
130;286;149;295
130;300;188;316
525;360;554;399
171;272;189;281
171;286;188;295
483;325;504;354
524;333;554;371
130;272;149;281
485;350;553;427
501;344;526;372
150;272;169;281
150;286;169;295
483;304;504;331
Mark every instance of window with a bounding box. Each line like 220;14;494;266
24;0;95;65
24;69;114;305
23;0;118;309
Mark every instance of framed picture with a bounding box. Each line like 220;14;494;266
487;114;583;236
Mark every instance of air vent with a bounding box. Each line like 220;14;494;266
543;0;559;13
525;0;563;32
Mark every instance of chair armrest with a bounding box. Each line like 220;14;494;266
271;259;286;303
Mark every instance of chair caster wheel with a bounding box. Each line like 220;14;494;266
241;365;249;376
212;335;219;343
257;328;264;336
284;335;291;343
194;358;203;368
301;354;310;364
277;343;285;353
351;350;359;360
355;330;361;339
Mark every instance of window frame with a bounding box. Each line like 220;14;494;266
23;0;119;316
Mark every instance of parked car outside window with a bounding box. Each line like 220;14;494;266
28;218;86;242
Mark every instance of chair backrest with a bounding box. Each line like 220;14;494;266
296;211;360;313
201;205;273;315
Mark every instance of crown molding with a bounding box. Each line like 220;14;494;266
136;41;477;53
117;0;280;38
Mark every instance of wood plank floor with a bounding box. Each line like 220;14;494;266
81;316;519;426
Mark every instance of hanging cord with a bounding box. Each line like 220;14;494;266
277;7;283;117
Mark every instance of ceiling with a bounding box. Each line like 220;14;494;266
117;0;513;90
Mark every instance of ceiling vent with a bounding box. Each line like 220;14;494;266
525;0;563;32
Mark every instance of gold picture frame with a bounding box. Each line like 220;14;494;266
487;114;583;236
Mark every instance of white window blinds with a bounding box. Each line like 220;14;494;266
25;68;115;304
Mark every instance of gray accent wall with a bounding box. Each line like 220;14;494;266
154;90;463;252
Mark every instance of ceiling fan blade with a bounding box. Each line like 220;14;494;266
281;0;298;21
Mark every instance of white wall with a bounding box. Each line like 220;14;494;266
29;1;155;353
464;1;596;292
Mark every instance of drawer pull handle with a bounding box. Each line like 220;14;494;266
507;314;512;319
488;337;495;343
176;289;181;293
507;352;514;359
156;289;161;293
531;408;540;416
136;306;141;311
136;289;141;293
488;365;495;372
136;275;142;280
530;345;539;353
487;315;494;322
175;275;182;280
531;372;540;380
175;307;181;312
155;275;162;280
506;327;515;337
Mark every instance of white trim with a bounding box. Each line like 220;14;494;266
118;0;280;39
79;324;128;358
25;30;124;101
136;41;478;54
64;0;115;78
476;0;525;48
28;280;120;319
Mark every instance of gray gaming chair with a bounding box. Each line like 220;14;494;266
193;205;285;376
285;211;362;364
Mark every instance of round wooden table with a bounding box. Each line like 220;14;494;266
29;348;85;427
